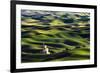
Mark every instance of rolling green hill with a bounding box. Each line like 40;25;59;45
21;10;90;63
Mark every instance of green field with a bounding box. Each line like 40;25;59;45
21;10;90;63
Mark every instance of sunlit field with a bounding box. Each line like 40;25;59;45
21;10;90;63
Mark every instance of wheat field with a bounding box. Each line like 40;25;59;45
21;10;90;63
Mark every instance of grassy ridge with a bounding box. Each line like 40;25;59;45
21;10;90;63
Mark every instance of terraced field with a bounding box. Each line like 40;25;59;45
21;10;90;63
